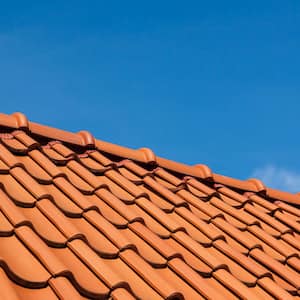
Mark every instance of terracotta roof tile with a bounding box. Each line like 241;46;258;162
0;112;299;299
49;277;88;300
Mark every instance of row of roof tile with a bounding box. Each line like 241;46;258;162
1;112;300;205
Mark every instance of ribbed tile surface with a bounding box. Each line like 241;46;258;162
0;130;299;299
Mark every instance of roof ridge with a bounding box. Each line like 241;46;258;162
0;112;299;206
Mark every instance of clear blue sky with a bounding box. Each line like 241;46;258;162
1;1;300;191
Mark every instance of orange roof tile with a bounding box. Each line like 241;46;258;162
0;111;299;299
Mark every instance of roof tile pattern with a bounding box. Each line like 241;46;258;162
0;114;299;299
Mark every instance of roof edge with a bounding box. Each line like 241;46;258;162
0;112;299;206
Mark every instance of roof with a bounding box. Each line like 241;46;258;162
0;112;299;300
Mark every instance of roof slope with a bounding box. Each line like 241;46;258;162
0;112;299;300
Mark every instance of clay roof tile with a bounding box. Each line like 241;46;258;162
0;112;299;299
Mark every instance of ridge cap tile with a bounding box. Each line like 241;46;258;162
194;163;213;179
77;130;95;147
12;112;29;129
138;147;156;164
247;178;266;192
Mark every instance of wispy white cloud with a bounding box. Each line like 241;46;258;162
251;165;300;193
